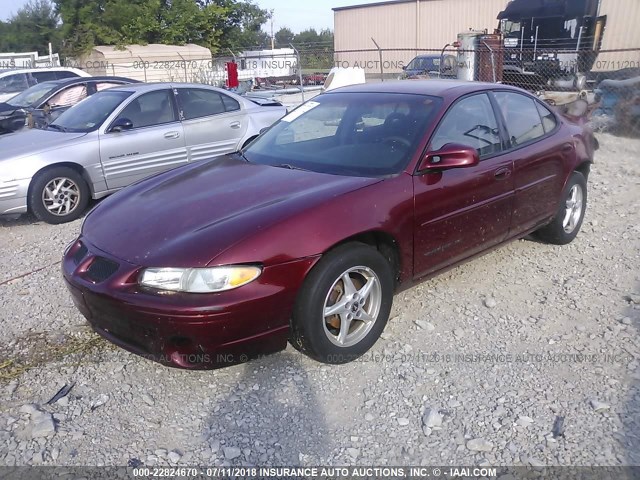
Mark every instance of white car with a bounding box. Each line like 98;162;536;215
0;67;91;103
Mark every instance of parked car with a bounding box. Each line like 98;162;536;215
62;80;597;369
0;76;138;134
0;67;91;103
0;82;286;223
400;54;457;79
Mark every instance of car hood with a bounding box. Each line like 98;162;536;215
0;102;20;115
0;129;88;159
83;155;381;267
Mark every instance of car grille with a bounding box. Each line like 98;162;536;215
73;243;88;265
86;257;119;283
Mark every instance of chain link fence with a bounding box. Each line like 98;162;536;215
59;42;640;135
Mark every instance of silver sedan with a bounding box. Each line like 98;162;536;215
0;83;286;223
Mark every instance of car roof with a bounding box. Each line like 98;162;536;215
105;82;232;94
327;80;526;99
0;67;87;77
37;76;138;88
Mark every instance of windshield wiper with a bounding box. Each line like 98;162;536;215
48;124;66;132
235;150;251;163
274;163;309;172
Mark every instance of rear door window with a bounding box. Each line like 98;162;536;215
493;91;546;146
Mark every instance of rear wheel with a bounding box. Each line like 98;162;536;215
290;243;394;363
536;171;587;245
29;167;89;224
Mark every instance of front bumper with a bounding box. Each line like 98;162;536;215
0;178;30;216
62;237;320;369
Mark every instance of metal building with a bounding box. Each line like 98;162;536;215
333;0;640;75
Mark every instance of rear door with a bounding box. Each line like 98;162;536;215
175;87;248;162
99;89;187;189
492;91;566;233
413;92;515;278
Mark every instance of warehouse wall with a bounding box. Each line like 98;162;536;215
334;0;640;74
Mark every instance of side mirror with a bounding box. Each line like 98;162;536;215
259;126;270;135
417;143;479;172
109;118;133;133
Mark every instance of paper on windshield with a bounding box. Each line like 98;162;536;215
280;101;320;123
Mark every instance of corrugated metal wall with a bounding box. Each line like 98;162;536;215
596;0;640;71
334;0;640;74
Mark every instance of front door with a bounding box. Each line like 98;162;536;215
99;89;187;190
413;92;515;278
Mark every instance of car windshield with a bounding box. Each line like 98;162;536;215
6;82;58;108
51;90;133;133
407;57;438;71
244;92;442;177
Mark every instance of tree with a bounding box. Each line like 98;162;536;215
0;0;62;54
53;0;270;56
275;27;294;47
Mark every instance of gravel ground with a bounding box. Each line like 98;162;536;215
0;132;638;468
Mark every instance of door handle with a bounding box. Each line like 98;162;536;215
164;131;180;139
494;167;512;180
229;121;241;129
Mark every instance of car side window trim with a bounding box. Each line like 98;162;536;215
488;89;561;153
416;92;505;173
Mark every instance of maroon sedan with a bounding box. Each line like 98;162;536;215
63;80;597;369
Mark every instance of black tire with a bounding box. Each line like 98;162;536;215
29;166;90;224
536;171;587;245
290;242;394;364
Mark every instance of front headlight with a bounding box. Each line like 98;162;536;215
139;265;262;293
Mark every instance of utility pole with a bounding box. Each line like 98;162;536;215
270;9;275;50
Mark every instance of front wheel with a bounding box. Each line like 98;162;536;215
536;171;587;245
29;167;90;224
290;243;394;363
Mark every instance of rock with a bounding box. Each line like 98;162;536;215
590;400;610;413
141;394;155;406
223;447;241;460
620;317;632;325
484;297;497;309
516;416;534;427
90;394;109;411
364;413;374;421
168;450;182;463
467;438;494;452
526;456;545;468
625;293;640;305
154;449;167;457
51;448;60;461
422;407;443;429
57;397;69;407
449;399;461;408
397;418;410;426
30;413;56;438
414;320;435;331
346;448;360;460
453;328;465;338
20;404;39;415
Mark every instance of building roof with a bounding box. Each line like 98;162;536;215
333;0;421;12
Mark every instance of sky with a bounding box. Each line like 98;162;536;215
0;0;383;32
